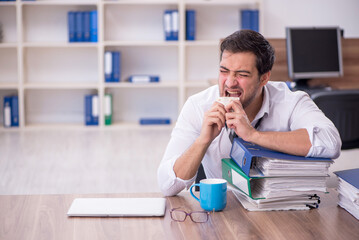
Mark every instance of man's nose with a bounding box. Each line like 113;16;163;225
226;74;238;88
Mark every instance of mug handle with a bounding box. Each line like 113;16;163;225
190;184;200;202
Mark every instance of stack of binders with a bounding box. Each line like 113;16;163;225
3;96;19;128
163;9;178;41
334;169;359;220
104;51;121;82
68;10;97;42
222;138;333;211
240;9;259;32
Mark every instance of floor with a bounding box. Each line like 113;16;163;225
0;128;172;195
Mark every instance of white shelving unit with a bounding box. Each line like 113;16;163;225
0;0;263;130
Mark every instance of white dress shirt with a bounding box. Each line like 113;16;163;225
157;81;342;196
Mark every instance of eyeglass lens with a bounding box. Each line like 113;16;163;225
171;209;208;223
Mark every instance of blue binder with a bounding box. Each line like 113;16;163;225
67;11;76;42
240;9;259;32
112;51;121;82
139;118;171;125
75;11;83;42
335;169;359;189
90;10;98;42
128;75;160;83
163;10;172;41
230;138;332;177
104;51;113;82
11;96;19;127
83;11;91;42
171;10;179;41
85;95;99;126
186;10;196;41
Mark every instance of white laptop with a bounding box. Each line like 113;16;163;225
67;198;166;217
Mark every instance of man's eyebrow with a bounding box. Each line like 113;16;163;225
220;66;251;74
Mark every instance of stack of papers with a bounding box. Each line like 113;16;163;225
232;188;320;211
222;138;333;211
334;169;359;220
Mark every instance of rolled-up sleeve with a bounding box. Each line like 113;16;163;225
290;94;342;159
157;98;202;196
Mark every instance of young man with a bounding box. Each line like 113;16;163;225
157;30;341;196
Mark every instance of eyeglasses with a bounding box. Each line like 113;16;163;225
170;207;211;223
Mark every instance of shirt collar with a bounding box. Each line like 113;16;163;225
252;85;270;124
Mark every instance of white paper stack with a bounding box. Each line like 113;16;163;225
335;169;359;220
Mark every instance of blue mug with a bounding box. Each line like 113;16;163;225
189;178;227;212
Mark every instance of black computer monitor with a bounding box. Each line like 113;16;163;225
286;27;343;88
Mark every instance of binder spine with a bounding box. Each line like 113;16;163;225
163;10;172;41
186;10;196;41
68;11;75;42
112;51;120;82
75;11;83;42
11;96;19;127
128;75;160;83
85;95;98;126
171;10;179;41
104;51;113;82
83;11;91;42
90;10;98;42
92;95;99;125
3;96;11;128
104;94;112;125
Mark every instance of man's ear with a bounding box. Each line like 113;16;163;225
260;71;271;86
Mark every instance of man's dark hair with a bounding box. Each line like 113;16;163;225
220;30;275;76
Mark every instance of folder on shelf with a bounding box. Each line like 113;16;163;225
104;51;113;82
75;11;83;42
85;95;99;126
11;96;19;127
128;75;160;83
230;138;333;177
240;9;259;32
3;96;12;128
185;10;196;41
163;10;172;41
139;118;171;125
334;169;359;220
90;10;98;42
83;11;91;42
67;11;76;42
171;10;179;41
112;51;121;82
104;94;112;126
3;96;19;128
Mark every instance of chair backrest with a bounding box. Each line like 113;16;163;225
311;90;359;150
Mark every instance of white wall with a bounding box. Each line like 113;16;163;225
262;0;359;38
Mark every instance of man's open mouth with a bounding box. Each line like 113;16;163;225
225;90;242;98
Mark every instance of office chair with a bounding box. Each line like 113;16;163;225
311;90;359;150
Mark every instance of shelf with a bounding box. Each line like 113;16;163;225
0;83;18;89
23;42;98;48
21;1;99;6
0;0;262;129
103;0;178;5
104;41;179;47
104;81;179;88
0;43;18;48
24;82;99;90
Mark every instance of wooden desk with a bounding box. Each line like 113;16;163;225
0;190;358;240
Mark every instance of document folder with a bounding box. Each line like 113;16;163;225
230;138;332;177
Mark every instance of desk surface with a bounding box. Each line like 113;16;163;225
0;190;358;240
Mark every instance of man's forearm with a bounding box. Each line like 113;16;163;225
248;128;312;156
173;138;211;180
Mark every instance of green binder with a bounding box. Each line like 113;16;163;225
222;158;265;200
104;94;112;125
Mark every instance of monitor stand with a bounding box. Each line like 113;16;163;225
293;79;310;90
